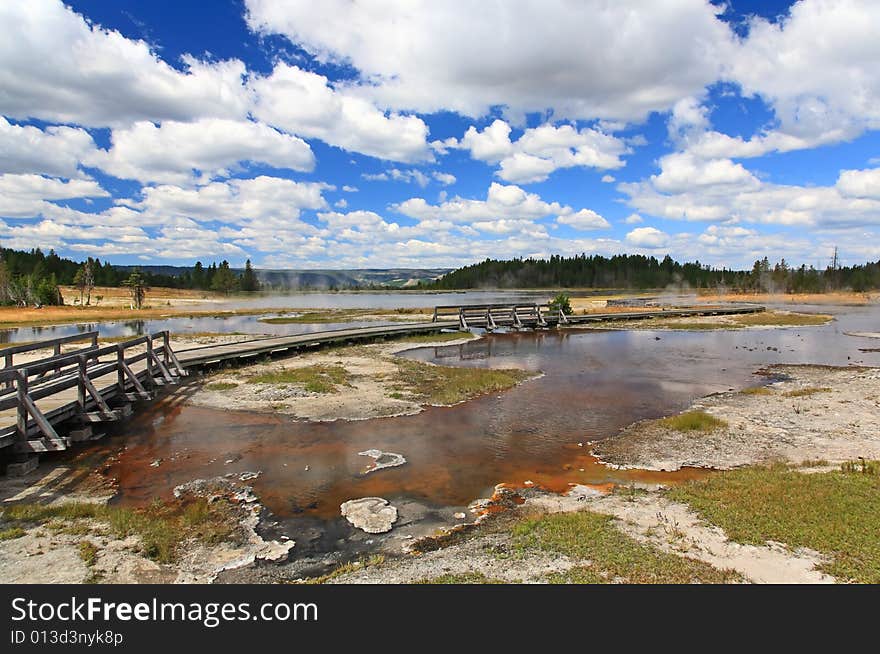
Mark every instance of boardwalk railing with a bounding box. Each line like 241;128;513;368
433;302;765;331
433;303;569;329
0;331;185;454
433;303;569;330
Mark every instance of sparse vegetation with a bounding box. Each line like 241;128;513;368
510;510;740;584
1;499;241;564
731;312;832;327
294;554;386;584
841;459;879;476
0;526;26;540
741;386;773;395
78;541;99;566
657;410;727;432
784;386;832;398
390;358;533;405
248;364;352;393
205;382;238;391
415;572;506;584
668;465;880;583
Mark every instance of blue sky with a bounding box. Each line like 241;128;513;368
1;0;879;270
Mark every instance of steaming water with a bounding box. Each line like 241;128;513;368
93;303;879;554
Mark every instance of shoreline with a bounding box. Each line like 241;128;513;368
2;311;878;583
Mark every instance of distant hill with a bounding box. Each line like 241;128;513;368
257;268;452;290
114;265;452;289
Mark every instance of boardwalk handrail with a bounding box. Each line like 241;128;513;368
1;331;101;391
0;331;99;362
1;330;184;453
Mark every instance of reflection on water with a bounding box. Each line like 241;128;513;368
0;316;400;345
102;304;879;526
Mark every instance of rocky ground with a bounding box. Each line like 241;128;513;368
0;471;295;584
591;364;880;471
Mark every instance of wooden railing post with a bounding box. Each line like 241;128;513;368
4;353;12;390
163;332;171;367
116;344;125;394
77;355;87;412
146;335;154;390
16;369;28;442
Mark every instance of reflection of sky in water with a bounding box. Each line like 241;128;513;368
105;303;879;527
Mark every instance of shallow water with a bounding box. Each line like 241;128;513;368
98;304;879;535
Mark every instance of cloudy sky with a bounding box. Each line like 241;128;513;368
1;0;879;270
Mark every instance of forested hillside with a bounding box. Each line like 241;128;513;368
423;254;880;293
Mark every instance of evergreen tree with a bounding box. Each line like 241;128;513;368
240;259;260;292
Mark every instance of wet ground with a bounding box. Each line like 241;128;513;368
67;303;880;562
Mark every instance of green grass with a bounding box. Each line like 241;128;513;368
510;511;740;584
78;541;99;566
0;526;26;540
248;364;352;393
205;381;238;391
391;359;533;405
783;386;831;398
657;410;727;432
415;572;506;584
1;499;240;564
668;464;880;582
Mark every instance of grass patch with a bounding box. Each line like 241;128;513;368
248;364;352;393
657;410;727;432
1;499;240;564
415;572;506;584
783;386;831;398
741;386;773;395
391;358;533;405
510;511;739;584
78;541;99;566
731;311;832;327
0;526;26;540
205;381;238;391
668;465;880;582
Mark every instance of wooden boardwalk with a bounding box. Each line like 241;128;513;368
0;303;764;470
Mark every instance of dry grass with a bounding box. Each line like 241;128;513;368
730;311;832;327
741;386;774;395
783;386;832;398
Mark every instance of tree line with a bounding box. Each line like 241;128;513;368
0;247;261;307
422;253;880;293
